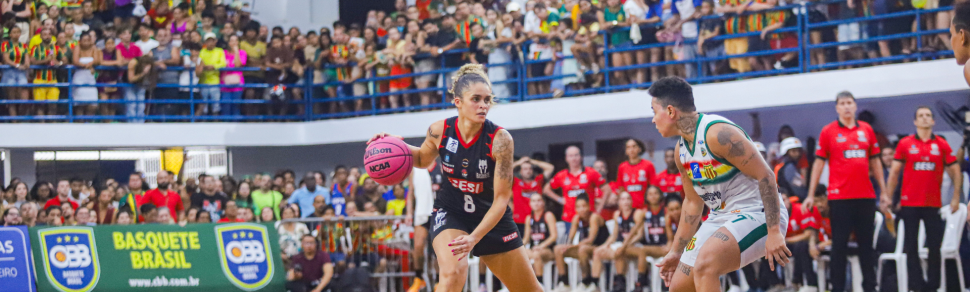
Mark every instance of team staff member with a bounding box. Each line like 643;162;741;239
617;139;657;209
512;157;554;236
884;106;962;292
544;146;611;229
804;91;885;292
653;148;684;198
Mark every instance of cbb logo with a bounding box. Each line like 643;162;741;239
215;223;275;291
38;227;100;292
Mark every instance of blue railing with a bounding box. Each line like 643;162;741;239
0;1;954;122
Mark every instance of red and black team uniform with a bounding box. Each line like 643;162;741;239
642;207;666;246
786;202;819;286
549;167;606;222
617;160;657;209
513;174;545;236
614;210;647;245
597;181;621;220
528;211;556;250
430;117;523;256
652;169;684;198
893;133;956;291
815;120;880;292
577;216;610;245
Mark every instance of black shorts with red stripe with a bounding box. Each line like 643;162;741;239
430;207;523;257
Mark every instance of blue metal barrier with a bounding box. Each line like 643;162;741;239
0;2;954;122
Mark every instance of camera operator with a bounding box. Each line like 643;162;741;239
286;234;334;292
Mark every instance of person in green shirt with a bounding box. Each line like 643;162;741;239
598;0;632;85
233;180;255;212
252;175;283;219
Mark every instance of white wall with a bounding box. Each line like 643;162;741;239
249;0;340;33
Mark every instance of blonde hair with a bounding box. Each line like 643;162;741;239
448;64;493;102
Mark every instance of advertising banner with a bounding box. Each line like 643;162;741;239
30;222;285;292
0;226;35;292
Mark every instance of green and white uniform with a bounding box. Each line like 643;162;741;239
678;113;788;268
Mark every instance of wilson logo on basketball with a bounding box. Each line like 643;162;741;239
366;147;393;158
448;177;483;194
502;232;518;242
369;162;391;172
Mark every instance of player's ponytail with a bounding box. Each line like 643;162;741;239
449;64;492;102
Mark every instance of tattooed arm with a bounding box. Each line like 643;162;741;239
708;123;791;269
472;129;515;240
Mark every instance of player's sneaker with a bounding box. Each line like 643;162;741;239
478;283;487;292
582;283;599;292
727;285;742;292
408;278;426;292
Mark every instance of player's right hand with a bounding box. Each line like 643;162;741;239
656;251;682;287
366;132;403;144
801;196;814;213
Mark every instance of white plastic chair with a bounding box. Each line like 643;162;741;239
918;203;967;292
877;218;908;292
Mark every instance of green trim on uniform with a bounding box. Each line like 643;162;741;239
738;223;768;252
702;120;753;167
684;113;705;156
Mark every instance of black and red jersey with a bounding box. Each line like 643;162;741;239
615;210;639;243
528;211;553;245
642;207;667;245
436;116;506;218
815;121;880;200
512;175;545;224
894;134;957;208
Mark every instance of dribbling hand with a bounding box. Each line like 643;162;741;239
366;132;403;144
656;251;682;287
448;234;480;261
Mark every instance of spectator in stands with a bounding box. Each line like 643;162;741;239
139;203;158;224
2;25;30;117
92;188;115;225
44;180;78;211
279;204;311;261
599;0;632;86
287;234;334;292
30;181;53;203
264;35;293;115
385;184;407;215
156;206;175;224
196;210;212;223
2;207;22;226
118;172;144;223
31;27;63;116
72;32;101;117
776;137;808;200
7;182;28;209
289;172;330;218
151;28;182;116
355;177;387;214
192;174;229;221
805;92;883;292
260;207;275;222
696;1;726;76
19;202;38;227
74;206;94;226
233;180;255;211
115;209;133;225
125;53;155;122
253;174;283;219
143;170;183;221
217;200;244;222
199;33;226;115
221;35;246;116
330;165;356;217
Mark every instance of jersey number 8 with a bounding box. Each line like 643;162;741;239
464;195;475;213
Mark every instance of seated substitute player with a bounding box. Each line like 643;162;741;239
523;193;558;285
649;77;790;292
553;194;609;292
591;192;649;291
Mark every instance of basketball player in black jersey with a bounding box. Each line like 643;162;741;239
592;192;650;291
523;193;558;284
367;64;542;292
553;194;608;292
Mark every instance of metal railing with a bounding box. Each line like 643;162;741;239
0;2;953;122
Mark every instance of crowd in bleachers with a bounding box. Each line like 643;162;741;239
0;0;954;121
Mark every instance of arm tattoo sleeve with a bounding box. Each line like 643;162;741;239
716;128;747;158
494;131;514;185
428;126;440;139
759;176;782;228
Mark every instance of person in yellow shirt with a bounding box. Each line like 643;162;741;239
199;32;226;116
29;19;57;50
384;184;407;216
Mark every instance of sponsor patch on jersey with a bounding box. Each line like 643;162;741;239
434;210;447;231
462;159;470;168
857;130;867;142
700;147;708;157
910;144;919;154
689;162;702;179
441;164;454;174
931;143;940;155
836;134;847;143
462;169;468;178
579;174;587;184
445;155;451;162
477;160;489;179
503;232;519;242
446;138;459;153
38;227;101;292
703;164;717;179
448;177;483;194
215;224;274;291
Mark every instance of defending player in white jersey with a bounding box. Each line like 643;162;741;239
649;77;790;292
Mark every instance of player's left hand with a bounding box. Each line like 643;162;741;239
449;234;480;261
764;231;791;271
